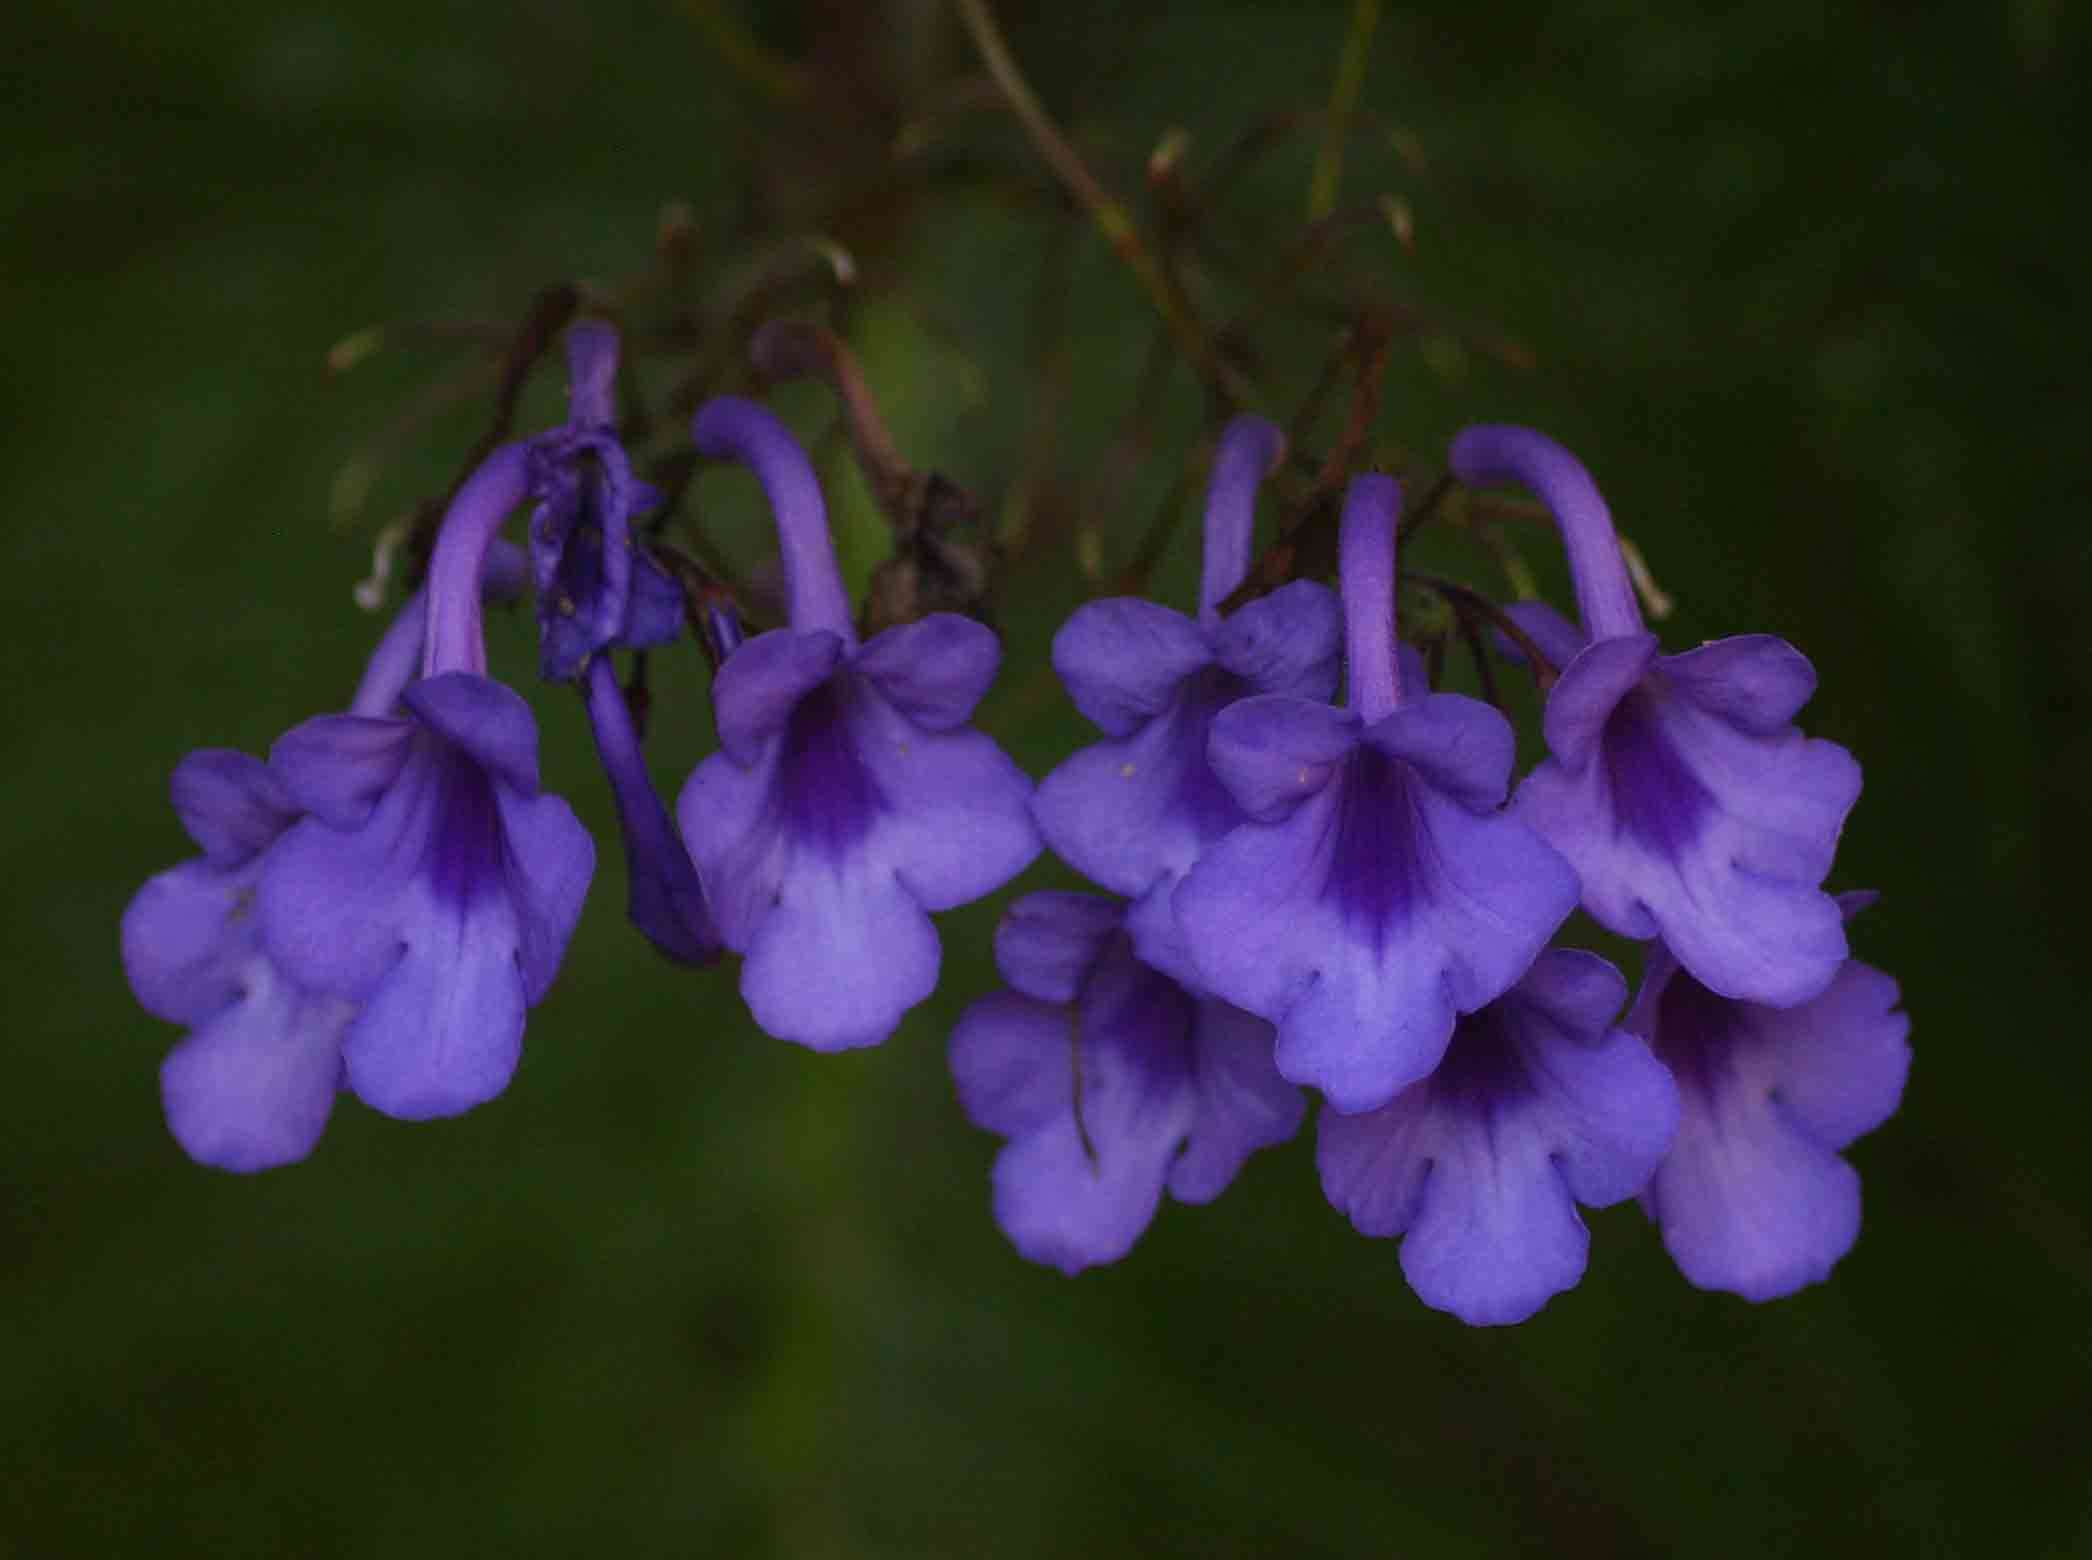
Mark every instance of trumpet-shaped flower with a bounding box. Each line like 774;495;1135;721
1631;895;1909;1299
1318;948;1679;1325
1451;426;1860;1006
1034;415;1341;988
950;892;1303;1273
677;398;1038;1050
258;446;594;1119
1175;474;1579;1114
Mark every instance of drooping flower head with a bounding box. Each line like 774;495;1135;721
676;397;1040;1051
1319;948;1679;1325
1033;415;1342;988
528;322;684;682
1174;473;1580;1114
257;447;595;1119
1631;893;1909;1300
949;892;1303;1274
121;546;528;1168
1450;426;1861;1007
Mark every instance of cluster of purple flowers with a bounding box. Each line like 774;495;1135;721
123;326;1906;1324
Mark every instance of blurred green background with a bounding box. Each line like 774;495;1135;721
5;1;2087;1554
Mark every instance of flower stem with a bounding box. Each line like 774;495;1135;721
1306;0;1383;220
952;0;1257;410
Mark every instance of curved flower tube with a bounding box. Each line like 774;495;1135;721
950;892;1303;1274
1631;893;1910;1299
583;656;721;966
1174;474;1579;1114
258;447;595;1120
676;397;1039;1050
1450;426;1860;1006
1033;415;1342;988
1318;948;1679;1325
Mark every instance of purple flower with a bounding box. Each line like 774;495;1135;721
583;655;721;966
1034;416;1341;988
1174;474;1580;1114
676;398;1039;1050
528;322;682;682
1630;895;1910;1300
123;750;352;1171
257;446;595;1120
1451;426;1861;1006
1319;948;1679;1325
950;892;1304;1274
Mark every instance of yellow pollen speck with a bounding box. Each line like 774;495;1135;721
1119;763;1137;779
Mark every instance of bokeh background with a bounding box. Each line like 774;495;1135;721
6;1;2087;1554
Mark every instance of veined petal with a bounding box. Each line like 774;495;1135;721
853;613;1002;730
160;956;350;1171
1051;598;1214;737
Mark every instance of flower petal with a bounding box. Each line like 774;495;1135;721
493;787;595;1002
738;853;940;1050
168;749;298;864
677;747;787;953
951;991;1079;1137
122;859;259;1025
1051;598;1214;737
853;612;1003;731
1032;668;1241;896
992;892;1121;1004
1204;694;1358;823
1209;580;1343;702
711;629;849;765
854;688;1041;913
404;673;542;797
1540;632;1659;767
1361;693;1516;814
269;715;415;831
341;879;527;1120
1661;634;1817;734
159;957;349;1171
1168;999;1302;1203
